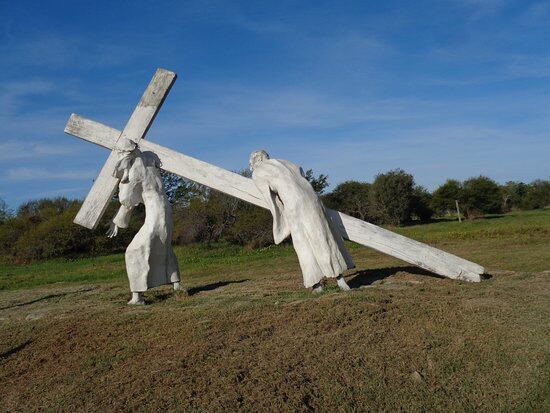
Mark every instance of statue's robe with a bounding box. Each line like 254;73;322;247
112;152;180;292
252;159;354;287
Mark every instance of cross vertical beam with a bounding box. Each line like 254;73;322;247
72;68;176;229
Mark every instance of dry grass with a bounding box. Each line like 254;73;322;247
1;210;549;412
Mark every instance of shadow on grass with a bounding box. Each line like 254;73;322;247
0;286;98;311
188;279;249;296
0;340;31;360
400;214;509;227
347;266;441;289
146;280;250;303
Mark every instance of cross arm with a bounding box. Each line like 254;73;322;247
65;115;485;281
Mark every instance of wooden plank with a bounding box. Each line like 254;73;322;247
65;115;485;281
68;69;177;229
326;210;484;281
120;68;177;142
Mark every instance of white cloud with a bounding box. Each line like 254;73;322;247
3;167;96;182
0;140;78;161
0;33;143;71
0;79;55;115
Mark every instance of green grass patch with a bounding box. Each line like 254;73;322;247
1;209;549;291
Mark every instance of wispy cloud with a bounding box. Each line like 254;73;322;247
2;167;96;182
0;140;79;161
0;33;143;70
0;79;55;115
151;83;416;144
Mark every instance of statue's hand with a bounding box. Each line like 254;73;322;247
106;221;119;238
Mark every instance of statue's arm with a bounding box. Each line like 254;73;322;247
252;174;290;244
106;204;134;238
112;205;134;229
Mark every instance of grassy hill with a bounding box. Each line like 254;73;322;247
1;210;549;411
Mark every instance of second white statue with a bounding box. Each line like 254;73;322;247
250;150;354;292
107;138;181;305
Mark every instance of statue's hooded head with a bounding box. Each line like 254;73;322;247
113;137;140;183
249;150;269;172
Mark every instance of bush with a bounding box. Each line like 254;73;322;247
431;179;463;216
462;176;502;218
0;217;32;259
410;186;434;221
323;181;373;221
0;198;10;223
501;181;529;212
225;204;273;248
522;180;550;210
370;169;415;225
12;205;95;262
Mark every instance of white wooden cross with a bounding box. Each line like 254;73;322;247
64;68;485;282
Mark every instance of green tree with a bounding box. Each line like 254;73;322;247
430;179;463;215
462;176;502;218
161;171;203;207
17;197;79;224
410;185;434;221
0;198;10;223
501;181;528;212
323;181;373;221
522;179;550;210
370;169;414;225
304;169;329;195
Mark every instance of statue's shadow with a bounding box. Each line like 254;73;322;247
148;279;250;303
187;279;249;296
347;266;441;289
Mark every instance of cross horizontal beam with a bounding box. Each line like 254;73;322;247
65;114;485;282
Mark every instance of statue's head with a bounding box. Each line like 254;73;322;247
249;150;269;172
113;137;140;182
115;137;138;156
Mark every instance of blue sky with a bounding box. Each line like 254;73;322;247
1;0;549;208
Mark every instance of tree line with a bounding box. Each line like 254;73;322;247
0;169;548;263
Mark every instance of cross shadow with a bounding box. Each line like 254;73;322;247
0;340;31;360
347;266;441;289
187;279;250;296
0;286;97;311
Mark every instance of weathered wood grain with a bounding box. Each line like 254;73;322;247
70;69;177;229
65;115;485;281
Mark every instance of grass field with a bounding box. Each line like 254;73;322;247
1;210;549;411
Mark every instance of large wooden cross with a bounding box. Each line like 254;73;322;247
64;68;485;282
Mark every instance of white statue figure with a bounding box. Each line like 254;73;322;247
106;138;181;305
250;150;354;292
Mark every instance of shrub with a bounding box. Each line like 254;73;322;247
462;176;502;218
522;179;550;210
0;217;32;259
12;205;95;262
0;198;10;223
370;169;415;225
225;204;273;248
323;181;373;221
501;181;529;212
431;179;463;216
410;186;434;221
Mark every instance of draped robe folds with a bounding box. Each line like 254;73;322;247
252;159;355;287
112;151;180;292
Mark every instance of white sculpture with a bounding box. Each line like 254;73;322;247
250;150;354;292
65;67;485;288
106;138;181;305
